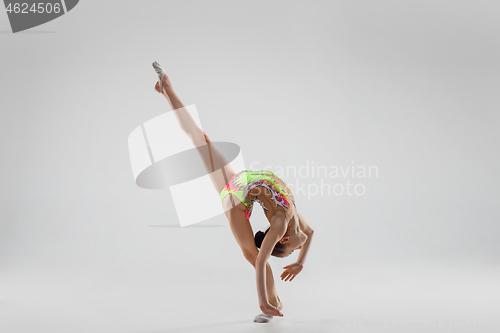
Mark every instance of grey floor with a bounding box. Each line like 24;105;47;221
2;262;498;333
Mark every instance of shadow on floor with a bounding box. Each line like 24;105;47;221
131;320;250;333
132;318;338;333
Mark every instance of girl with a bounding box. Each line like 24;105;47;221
152;61;314;323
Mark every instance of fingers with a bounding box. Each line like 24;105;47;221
270;306;284;317
281;265;302;281
261;304;284;317
268;309;280;316
268;310;283;317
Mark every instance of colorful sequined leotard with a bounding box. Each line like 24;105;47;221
219;170;297;221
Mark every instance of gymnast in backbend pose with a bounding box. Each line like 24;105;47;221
152;62;314;323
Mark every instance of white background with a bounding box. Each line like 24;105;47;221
1;1;499;332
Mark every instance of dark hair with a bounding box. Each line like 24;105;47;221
254;227;287;257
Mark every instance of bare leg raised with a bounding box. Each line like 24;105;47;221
154;76;235;197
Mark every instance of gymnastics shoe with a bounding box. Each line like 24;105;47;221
152;61;167;93
152;61;166;78
253;312;273;323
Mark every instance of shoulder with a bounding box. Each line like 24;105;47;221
269;210;288;234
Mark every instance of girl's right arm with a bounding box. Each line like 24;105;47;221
255;217;287;317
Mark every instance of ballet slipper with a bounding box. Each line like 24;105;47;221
253;312;273;323
152;61;167;93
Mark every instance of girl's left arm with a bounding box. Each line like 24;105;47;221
296;213;314;265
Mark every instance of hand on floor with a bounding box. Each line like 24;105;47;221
259;301;284;317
